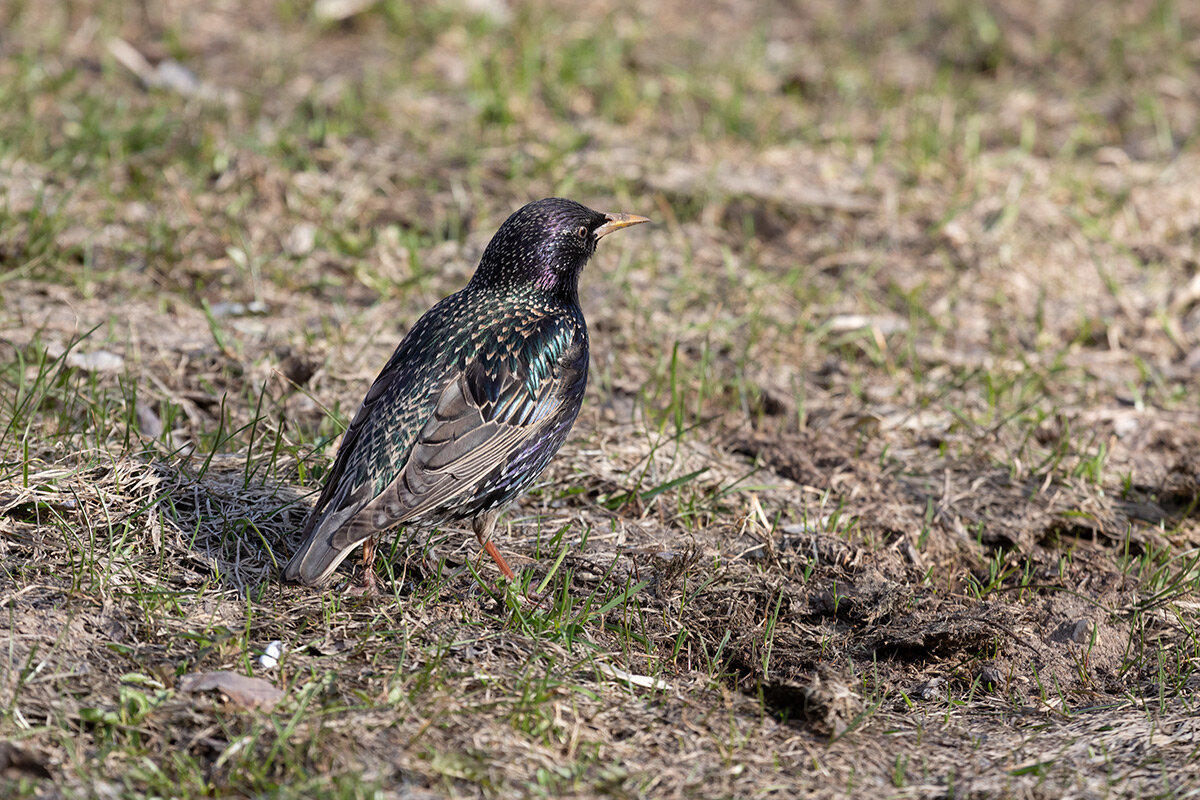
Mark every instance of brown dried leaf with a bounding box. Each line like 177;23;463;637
178;671;285;710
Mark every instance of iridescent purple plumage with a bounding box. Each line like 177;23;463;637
283;198;648;588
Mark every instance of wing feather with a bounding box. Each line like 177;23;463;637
359;321;581;531
284;310;584;585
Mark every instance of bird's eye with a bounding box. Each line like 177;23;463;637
577;225;589;240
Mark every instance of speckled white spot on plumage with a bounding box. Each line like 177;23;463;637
285;198;636;586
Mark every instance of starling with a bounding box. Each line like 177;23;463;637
284;198;649;588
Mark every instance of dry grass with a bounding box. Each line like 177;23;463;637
2;0;1199;797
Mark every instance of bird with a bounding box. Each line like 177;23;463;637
283;197;649;590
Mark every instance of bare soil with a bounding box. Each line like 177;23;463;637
2;0;1200;797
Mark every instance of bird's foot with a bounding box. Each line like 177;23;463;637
519;587;551;610
344;568;380;597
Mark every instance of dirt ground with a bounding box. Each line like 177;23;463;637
2;1;1199;798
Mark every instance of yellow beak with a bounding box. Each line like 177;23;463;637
594;212;651;240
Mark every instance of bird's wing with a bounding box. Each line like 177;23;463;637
290;337;439;544
281;305;461;585
351;315;584;537
284;313;583;585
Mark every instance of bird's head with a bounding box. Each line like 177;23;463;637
471;198;649;298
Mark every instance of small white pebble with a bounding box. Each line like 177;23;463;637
66;349;125;373
285;222;317;257
259;640;285;669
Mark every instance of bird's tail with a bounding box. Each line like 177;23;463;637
282;505;364;586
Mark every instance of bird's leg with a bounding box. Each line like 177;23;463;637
347;534;380;597
472;511;516;581
472;513;551;608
